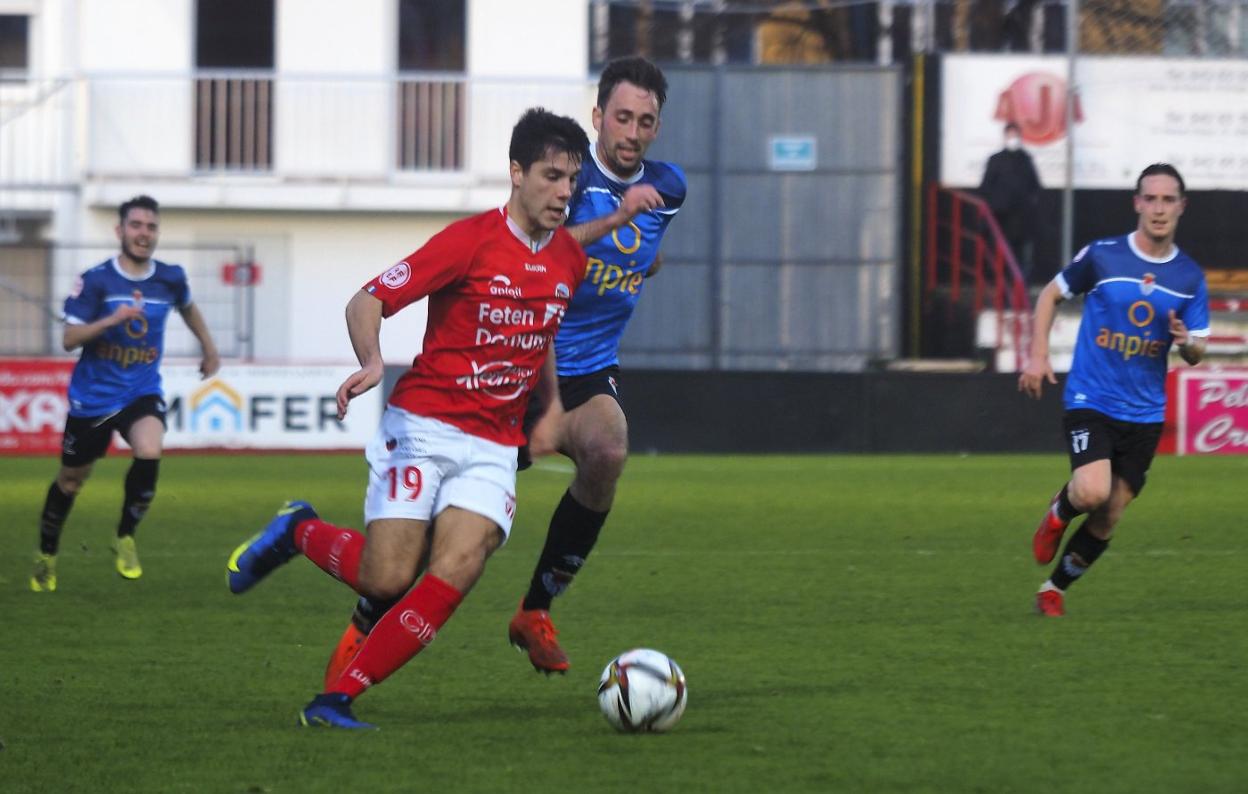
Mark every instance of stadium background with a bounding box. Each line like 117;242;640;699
4;1;1248;455
2;4;1247;793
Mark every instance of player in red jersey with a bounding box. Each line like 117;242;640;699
225;108;590;729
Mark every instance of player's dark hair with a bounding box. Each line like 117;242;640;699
597;56;667;111
119;195;159;222
509;108;589;172
1004;122;1020;134
1136;163;1186;196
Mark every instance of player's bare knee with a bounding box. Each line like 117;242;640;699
578;438;628;481
429;532;496;584
357;565;414;602
1069;480;1110;512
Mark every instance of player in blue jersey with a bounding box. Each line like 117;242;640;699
504;57;685;672
318;57;686;682
31;195;219;592
1018;164;1208;617
504;58;685;673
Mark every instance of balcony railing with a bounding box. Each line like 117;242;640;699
396;78;465;171
1;72;593;195
195;75;273;171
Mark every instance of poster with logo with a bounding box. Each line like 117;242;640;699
0;359;75;454
160;365;380;450
942;55;1248;190
0;360;381;454
1163;368;1248;456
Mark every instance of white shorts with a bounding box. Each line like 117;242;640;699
363;406;518;540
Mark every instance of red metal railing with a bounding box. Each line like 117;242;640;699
925;183;1032;371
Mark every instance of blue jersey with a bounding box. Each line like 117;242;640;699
63;257;191;417
1060;234;1210;423
554;144;687;376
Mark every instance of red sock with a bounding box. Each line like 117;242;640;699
330;574;463;699
294;519;364;590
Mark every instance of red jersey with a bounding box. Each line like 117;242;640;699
363;207;585;446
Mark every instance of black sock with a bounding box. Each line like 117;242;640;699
1055;484;1083;523
522;489;609;612
1049;523;1109;590
118;458;159;537
351;594;401;634
39;482;76;555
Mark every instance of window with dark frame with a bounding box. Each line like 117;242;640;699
398;0;466;72
193;0;275;170
0;14;30;71
396;0;466;171
196;0;275;69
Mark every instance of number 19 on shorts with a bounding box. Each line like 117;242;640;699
387;466;423;501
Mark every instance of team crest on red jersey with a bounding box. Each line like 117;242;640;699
1140;273;1156;296
381;262;411;289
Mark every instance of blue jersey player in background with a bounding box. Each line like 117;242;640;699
31;195;220;592
505;57;686;673
319;57;686;682
1019;164;1208;617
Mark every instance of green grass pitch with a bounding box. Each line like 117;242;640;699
1;452;1245;793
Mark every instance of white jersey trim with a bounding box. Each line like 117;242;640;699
1092;276;1195;300
109;256;156;281
589;142;645;185
1126;233;1179;264
1055;273;1074;299
501;206;555;254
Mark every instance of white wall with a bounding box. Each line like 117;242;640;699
468;0;587;78
70;207;462;364
278;0;392;74
77;0;193;175
77;0;192;72
32;0;591;365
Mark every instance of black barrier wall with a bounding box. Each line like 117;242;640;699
381;367;1068;453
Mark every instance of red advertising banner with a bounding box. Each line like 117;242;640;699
1161;368;1248;456
0;358;74;455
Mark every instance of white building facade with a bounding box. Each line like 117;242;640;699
1;0;594;362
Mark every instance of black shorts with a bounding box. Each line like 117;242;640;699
61;394;167;467
1062;409;1163;496
556;365;623;413
517;366;623;470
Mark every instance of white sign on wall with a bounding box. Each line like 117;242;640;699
942;55;1248;190
159;364;380;450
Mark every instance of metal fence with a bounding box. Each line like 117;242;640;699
621;65;903;372
0;243;253;359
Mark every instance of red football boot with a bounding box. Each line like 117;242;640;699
1032;492;1071;565
507;603;569;674
1035;588;1065;617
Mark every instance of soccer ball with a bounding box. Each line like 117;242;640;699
597;648;687;733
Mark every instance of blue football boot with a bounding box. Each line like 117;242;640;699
227;500;317;594
298;693;376;730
